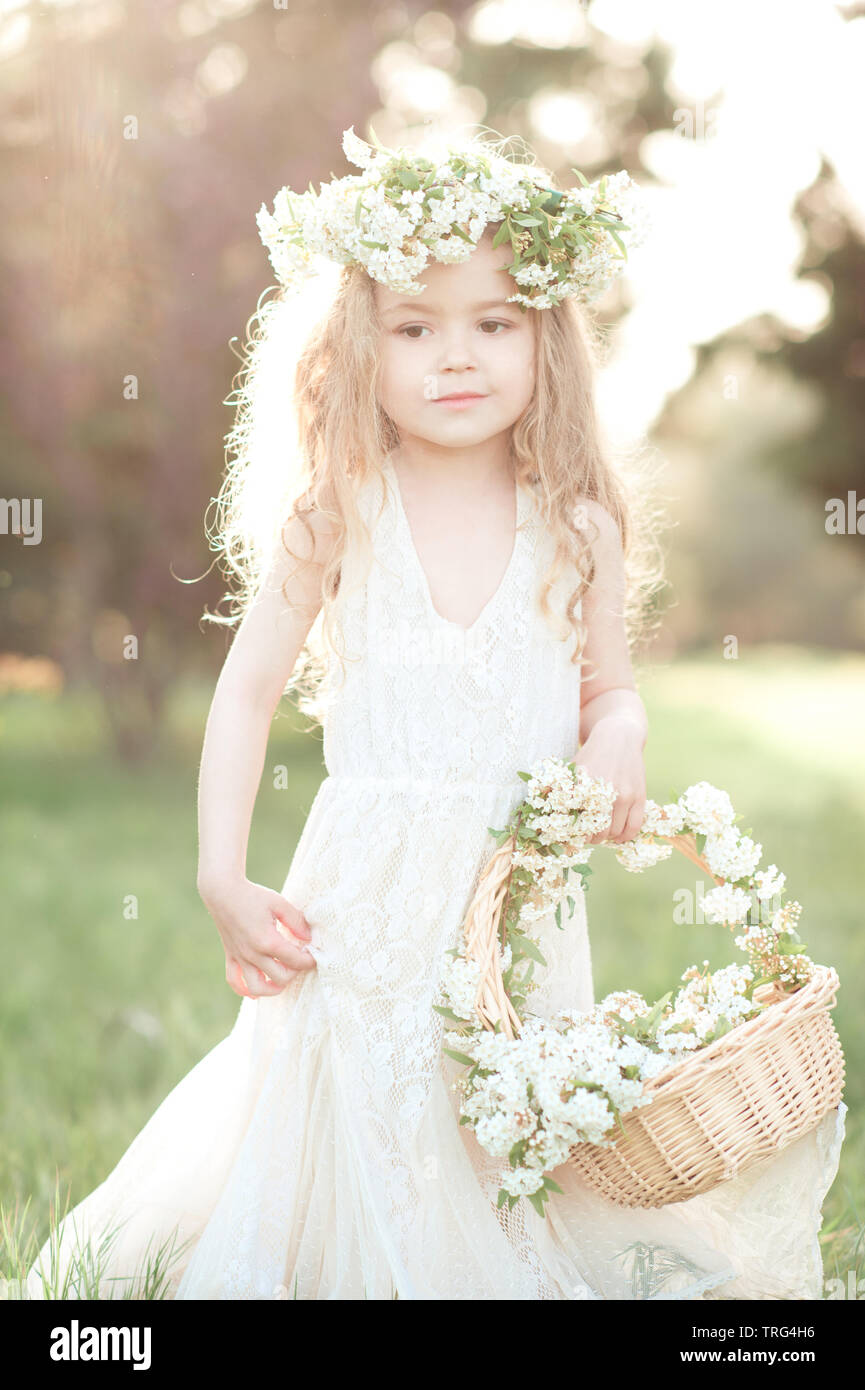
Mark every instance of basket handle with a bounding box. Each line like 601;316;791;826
465;829;726;1040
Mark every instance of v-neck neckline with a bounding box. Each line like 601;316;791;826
383;457;526;637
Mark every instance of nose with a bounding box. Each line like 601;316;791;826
435;324;478;374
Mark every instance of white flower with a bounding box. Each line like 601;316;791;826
593;990;650;1024
615;836;673;872
638;1050;677;1081
701;883;753;926
734;922;770;952
641;800;686;837
341;126;378;170
754;864;786;900
679;782;737;835
499;1165;547;1198
703;827;762;882
440;956;482;1022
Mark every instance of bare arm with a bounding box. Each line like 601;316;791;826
197;510;338;998
575;501;648;843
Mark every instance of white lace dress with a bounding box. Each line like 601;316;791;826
26;459;846;1301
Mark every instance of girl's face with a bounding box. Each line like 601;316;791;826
373;228;537;453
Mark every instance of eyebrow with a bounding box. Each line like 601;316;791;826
379;297;515;317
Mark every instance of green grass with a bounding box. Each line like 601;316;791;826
1;644;862;1296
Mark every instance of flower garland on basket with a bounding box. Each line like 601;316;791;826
434;759;844;1217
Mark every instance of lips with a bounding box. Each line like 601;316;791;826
432;392;488;409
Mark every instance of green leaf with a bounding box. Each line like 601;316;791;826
777;932;806;952
542;1176;564;1194
749;973;776;989
527;1190;547;1217
491;221;510;249
517;769;531;781
643;991;673;1029
432;1004;466;1024
359;239;389;250
513;935;547;966
606;227;627;258
442;1048;475;1067
509;1140;528;1167
448;223;474;244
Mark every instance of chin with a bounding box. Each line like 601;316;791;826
423;427;501;448
422;415;512;438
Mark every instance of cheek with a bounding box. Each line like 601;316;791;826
499;334;536;404
376;339;424;412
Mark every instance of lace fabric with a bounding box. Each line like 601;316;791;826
25;461;846;1300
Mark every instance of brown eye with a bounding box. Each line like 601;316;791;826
399;325;430;338
479;320;507;334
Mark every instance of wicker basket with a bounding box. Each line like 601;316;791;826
568;963;844;1206
463;830;845;1209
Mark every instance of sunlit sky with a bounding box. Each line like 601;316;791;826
3;0;863;449
370;0;865;448
588;0;865;447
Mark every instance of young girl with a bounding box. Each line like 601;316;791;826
26;128;844;1302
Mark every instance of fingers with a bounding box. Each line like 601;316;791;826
620;800;646;843
271;926;316;967
226;933;317;1000
226;957;254;999
251;941;316;984
605;794;646;844
270;895;312;942
267;904;316;974
226;955;291;1000
585;793;646;845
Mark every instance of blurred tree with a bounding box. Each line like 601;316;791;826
650;153;865;653
0;0;468;756
668;158;865;510
760;162;865;508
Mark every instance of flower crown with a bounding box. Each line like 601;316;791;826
256;127;651;310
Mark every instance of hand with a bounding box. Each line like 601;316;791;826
575;717;647;845
197;874;317;999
